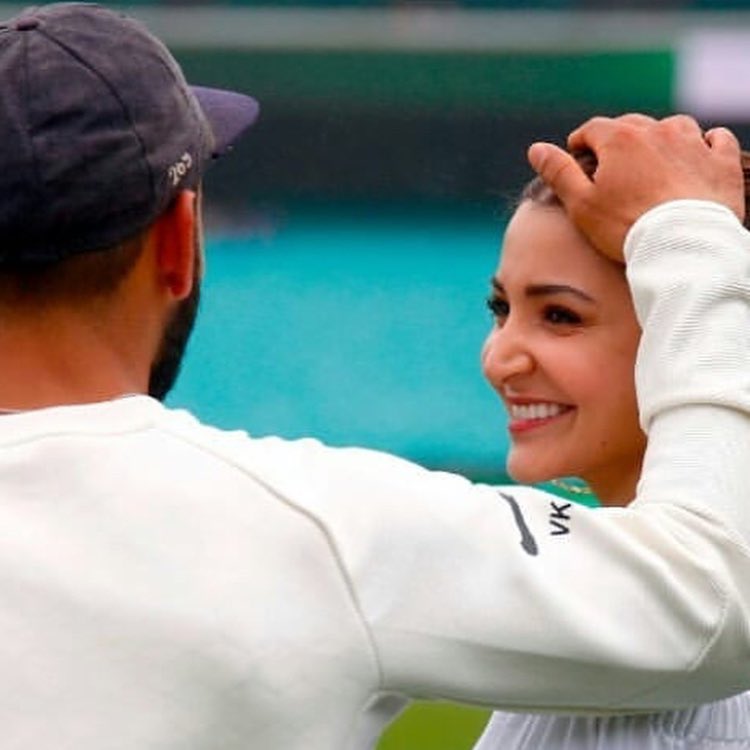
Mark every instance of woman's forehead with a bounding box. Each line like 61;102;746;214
499;202;624;289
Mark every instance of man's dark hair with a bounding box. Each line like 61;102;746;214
0;233;147;309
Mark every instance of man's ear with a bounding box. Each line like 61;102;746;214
150;190;197;300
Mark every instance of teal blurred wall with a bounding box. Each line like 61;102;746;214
168;206;512;479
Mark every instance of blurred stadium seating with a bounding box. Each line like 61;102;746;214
21;0;740;212
37;1;750;8
2;1;744;211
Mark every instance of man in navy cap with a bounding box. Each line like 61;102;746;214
2;4;750;749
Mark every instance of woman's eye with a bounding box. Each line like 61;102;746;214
486;296;509;320
544;305;581;325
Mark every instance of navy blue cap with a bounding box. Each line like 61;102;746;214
0;3;259;263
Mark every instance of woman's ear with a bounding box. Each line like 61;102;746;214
150;190;197;300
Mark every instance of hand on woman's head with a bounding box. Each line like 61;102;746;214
528;114;744;263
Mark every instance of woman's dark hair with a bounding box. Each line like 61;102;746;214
520;148;750;231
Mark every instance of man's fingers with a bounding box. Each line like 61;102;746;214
661;113;705;140
705;127;745;221
616;113;659;127
528;142;592;205
567;113;657;152
705;126;741;158
567;116;610;153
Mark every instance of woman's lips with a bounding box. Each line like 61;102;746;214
506;401;574;434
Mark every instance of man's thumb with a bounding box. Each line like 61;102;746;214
527;143;591;206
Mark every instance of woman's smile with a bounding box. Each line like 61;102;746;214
506;400;574;434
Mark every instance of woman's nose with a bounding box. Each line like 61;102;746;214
481;325;534;388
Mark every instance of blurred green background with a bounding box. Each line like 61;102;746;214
10;0;750;745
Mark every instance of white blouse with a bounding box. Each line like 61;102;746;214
475;692;750;750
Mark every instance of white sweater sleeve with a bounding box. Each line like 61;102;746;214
626;199;750;424
271;200;750;713
625;200;750;539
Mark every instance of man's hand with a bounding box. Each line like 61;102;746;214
527;114;744;262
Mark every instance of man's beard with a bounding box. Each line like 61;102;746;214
148;280;201;401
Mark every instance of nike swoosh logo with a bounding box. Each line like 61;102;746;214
498;491;538;556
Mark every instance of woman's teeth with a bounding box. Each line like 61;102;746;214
509;403;565;420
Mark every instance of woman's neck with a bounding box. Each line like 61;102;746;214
585;456;644;507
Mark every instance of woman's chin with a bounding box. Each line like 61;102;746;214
506;459;556;486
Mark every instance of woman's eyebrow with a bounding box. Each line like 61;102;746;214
490;278;595;304
525;284;595;303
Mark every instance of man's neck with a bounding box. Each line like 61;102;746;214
0;312;149;410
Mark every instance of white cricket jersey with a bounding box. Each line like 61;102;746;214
0;201;748;749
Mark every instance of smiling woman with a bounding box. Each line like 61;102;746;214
482;193;645;506
474;152;750;749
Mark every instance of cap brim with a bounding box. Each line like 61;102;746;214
190;85;260;158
